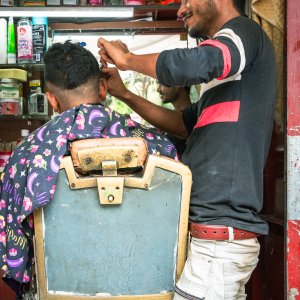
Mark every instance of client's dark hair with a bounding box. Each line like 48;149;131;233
44;41;100;90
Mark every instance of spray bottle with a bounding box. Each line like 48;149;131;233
7;16;16;64
32;16;48;63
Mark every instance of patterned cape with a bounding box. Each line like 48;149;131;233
0;104;177;283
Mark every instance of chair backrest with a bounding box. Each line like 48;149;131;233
34;137;192;300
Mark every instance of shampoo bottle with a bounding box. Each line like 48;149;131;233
17;17;33;64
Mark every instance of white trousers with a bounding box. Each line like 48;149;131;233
173;237;260;300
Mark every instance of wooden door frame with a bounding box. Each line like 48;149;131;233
286;0;300;298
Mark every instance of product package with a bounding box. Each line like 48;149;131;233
0;0;14;6
0;18;7;64
17;17;33;63
0;99;21;115
62;0;78;5
46;0;61;5
22;0;46;5
32;17;48;63
7;16;16;64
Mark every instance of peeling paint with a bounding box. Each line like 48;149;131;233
293;40;300;52
287;136;300;219
288;221;300;297
287;1;300;298
290;126;300;134
291;221;300;236
288;288;299;300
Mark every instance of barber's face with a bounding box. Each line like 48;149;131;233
157;84;179;104
177;0;218;38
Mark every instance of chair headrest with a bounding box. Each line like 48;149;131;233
70;137;148;175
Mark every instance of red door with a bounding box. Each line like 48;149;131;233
287;0;300;297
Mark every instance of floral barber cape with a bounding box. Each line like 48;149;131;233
0;104;177;284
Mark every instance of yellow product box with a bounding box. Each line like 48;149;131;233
0;69;27;82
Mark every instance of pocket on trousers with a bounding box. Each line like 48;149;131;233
176;254;213;299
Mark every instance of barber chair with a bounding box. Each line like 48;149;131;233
33;137;192;300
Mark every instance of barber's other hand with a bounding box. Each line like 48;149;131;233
101;67;129;100
98;38;130;71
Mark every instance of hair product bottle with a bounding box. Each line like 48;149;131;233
123;0;143;4
7;16;16;64
17;17;33;63
32;16;48;63
0;18;8;64
16;129;29;144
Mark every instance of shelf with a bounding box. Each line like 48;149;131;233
0;5;181;22
0;63;44;71
50;20;185;33
0;115;50;121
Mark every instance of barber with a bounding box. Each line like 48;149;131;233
98;0;276;298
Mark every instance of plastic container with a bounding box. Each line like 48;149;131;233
32;16;48;63
0;141;12;173
89;0;102;5
17;17;33;64
62;0;78;5
0;0;14;6
7;16;16;64
160;0;179;4
46;0;61;5
17;129;30;144
123;0;143;4
0;18;8;64
102;0;122;5
0;79;19;99
21;129;29;138
28;93;48;115
0;99;20;115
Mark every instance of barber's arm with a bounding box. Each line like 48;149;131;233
98;38;159;79
102;66;188;139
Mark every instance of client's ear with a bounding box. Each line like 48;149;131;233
46;92;60;113
99;78;108;102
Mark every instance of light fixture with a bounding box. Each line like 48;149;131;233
0;7;134;18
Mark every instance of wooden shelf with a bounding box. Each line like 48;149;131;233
0;63;44;71
0;115;50;121
0;5;181;22
50;20;185;33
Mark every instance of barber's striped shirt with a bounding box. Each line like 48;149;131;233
156;16;276;235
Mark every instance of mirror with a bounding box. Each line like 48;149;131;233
52;31;199;123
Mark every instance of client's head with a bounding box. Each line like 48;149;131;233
44;41;106;113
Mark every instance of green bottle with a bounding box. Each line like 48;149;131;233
7;16;16;64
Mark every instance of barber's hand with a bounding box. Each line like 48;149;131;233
101;67;129;100
98;38;130;71
100;57;107;69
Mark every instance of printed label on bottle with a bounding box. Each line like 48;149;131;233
33;24;46;63
0;0;14;6
123;0;143;4
17;25;33;60
88;0;102;5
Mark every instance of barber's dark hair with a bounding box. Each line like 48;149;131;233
233;0;246;15
44;41;100;90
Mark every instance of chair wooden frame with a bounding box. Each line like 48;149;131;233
34;153;192;300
